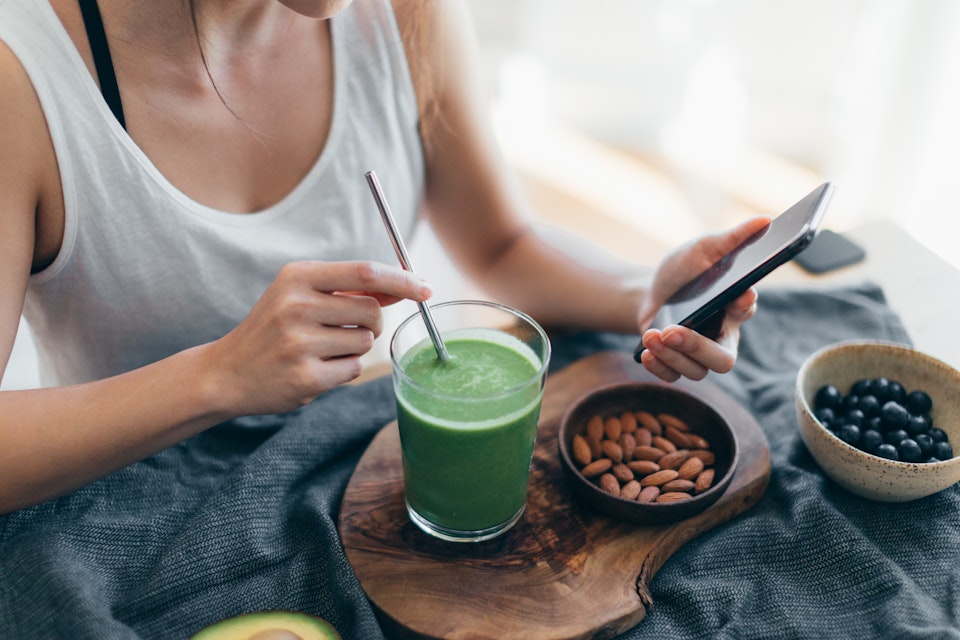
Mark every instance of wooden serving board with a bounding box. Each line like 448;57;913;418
339;351;771;640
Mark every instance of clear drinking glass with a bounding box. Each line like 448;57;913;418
390;300;551;542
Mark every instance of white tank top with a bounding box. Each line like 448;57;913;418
0;0;424;386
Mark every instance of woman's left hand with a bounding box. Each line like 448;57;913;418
636;216;771;382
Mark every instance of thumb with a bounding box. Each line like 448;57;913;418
702;215;773;263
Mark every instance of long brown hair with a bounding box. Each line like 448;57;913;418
392;0;445;153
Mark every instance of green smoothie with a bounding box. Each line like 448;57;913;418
395;328;545;534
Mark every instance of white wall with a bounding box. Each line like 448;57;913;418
469;0;960;260
6;0;959;390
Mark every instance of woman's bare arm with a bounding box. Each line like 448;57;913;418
394;0;762;374
0;43;430;514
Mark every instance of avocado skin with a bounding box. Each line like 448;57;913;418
189;610;342;640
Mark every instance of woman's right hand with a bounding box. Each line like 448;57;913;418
203;260;432;416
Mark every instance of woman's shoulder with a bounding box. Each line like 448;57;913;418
0;40;48;156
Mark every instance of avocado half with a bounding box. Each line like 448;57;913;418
189;611;342;640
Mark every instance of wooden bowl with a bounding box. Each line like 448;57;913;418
558;381;739;524
796;340;960;501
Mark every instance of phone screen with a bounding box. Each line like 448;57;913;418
634;182;833;362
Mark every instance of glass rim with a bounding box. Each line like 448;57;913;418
389;299;552;402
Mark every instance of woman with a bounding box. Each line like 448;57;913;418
0;0;766;514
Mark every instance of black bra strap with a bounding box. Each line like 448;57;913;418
78;0;126;129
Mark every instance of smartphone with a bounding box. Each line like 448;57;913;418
793;228;865;274
633;182;834;362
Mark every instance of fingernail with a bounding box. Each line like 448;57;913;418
419;280;433;297
663;331;683;348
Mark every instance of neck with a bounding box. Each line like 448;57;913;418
96;0;309;71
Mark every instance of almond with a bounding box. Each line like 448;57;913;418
634;427;653;448
627;459;660;475
600;440;624;463
689;449;716;465
661;478;696;493
620;479;642;500
604;416;623;441
657;449;689;471
612;462;634;483
695;468;716;494
656;491;691;503
580;458;612;478
636;485;660;503
664;426;692;449
635;411;662;435
687;434;711;450
618;433;637;462
586;415;604;443
640;469;678;487
658;413;690;432
572;434;592;466
620;411;638;434
599;473;620;496
652;436;677;454
588;438;603;460
632;445;666;462
677;456;705;481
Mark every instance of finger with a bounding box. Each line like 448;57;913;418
336;289;430;308
726;287;759;321
702;216;774;264
307;355;365;391
647;327;727;379
639;347;682;383
279;291;384;336
299;261;432;301
324;293;385;335
642;329;709;380
308;325;377;359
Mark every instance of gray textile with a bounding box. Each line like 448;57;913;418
2;283;957;639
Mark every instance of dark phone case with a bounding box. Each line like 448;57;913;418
634;183;834;362
793;229;866;274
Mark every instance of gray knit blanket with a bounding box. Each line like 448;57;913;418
2;284;957;639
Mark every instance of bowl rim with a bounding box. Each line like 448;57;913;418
796;338;960;468
558;380;740;512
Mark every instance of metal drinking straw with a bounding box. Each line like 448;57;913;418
365;170;451;362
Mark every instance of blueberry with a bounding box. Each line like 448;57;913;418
905;390;933;415
872;377;892;402
915;433;936;458
837;424;861;446
874;443;899;461
886;428;909;446
934;441;954;460
814;379;951;465
861;429;884;453
887;381;907;404
851;378;872;396
925;457;942;464
842;394;861;414
881;401;910;430
814;407;836;429
905;415;929;436
858;395;881;417
898;438;923;463
844;409;866;428
814;385;843;411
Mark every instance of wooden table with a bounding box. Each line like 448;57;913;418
763;219;960;371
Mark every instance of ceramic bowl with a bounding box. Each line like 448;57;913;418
796;340;960;501
558;381;738;524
